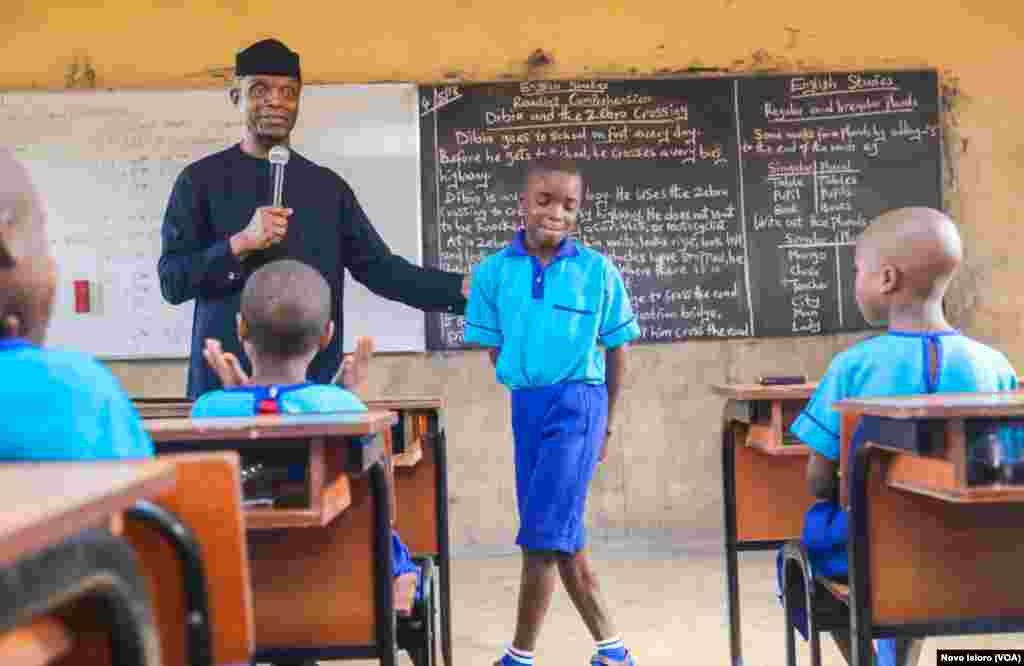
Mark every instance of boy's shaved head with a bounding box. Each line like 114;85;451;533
0;150;55;343
524;156;582;189
857;207;962;299
240;260;331;359
0;149;47;266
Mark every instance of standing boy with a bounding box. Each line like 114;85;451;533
465;158;640;666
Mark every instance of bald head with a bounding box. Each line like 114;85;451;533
857;207;962;300
0;149;48;267
240;260;331;359
0;151;54;343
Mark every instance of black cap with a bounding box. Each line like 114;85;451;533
235;39;301;81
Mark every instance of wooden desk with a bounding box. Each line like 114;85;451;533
145;411;406;666
834;393;1024;666
133;397;192;420
137;396;455;666
0;461;175;666
0;462;175;567
368;397;452;666
147;412;393;529
712;383;818;666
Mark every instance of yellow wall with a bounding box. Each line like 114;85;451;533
3;1;1023;548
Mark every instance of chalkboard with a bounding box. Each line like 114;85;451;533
419;71;941;349
2;84;425;358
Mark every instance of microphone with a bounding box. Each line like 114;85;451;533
268;145;290;207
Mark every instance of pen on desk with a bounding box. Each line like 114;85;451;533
758;375;807;386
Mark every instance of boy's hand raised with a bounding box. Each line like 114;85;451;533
336;336;375;400
203;338;250;388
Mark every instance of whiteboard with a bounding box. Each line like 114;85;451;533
0;84;425;358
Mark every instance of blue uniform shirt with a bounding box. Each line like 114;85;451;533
0;338;153;461
191;382;367;417
464;231;640;389
792;330;1018;461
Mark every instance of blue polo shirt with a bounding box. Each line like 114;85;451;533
0;338;154;461
792;330;1018;461
191;382;367;417
465;231;640;389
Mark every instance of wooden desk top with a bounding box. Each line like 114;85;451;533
144;410;398;443
135;397;443;408
366;397;443;411
0;461;175;567
711;383;818;401
835;391;1024;419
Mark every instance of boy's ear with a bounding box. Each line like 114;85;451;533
0;314;21;338
319;320;335;351
0;236;15;269
236;313;248;340
0;207;19;269
879;264;900;294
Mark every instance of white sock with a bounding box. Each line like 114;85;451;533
504;645;534;665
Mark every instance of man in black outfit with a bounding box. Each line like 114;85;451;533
159;38;467;398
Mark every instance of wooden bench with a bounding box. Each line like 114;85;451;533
782;392;1024;666
144;411;424;666
711;382;818;666
0;462;175;666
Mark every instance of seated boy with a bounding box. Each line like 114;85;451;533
781;207;1017;666
0;149;152;461
190;259;421;619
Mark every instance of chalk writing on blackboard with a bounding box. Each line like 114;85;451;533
738;71;942;337
421;71;942;350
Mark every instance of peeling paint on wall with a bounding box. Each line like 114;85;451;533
526;48;553;68
190;65;235;81
64;55;96;89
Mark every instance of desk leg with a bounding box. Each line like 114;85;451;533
126;500;213;666
372;462;399;666
848;447;875;666
722;414;744;666
433;429;454;666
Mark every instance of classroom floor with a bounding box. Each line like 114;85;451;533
326;541;1022;666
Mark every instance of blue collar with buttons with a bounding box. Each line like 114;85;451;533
464;229;640;389
507;229;580;300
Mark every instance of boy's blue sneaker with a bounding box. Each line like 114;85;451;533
590;650;637;665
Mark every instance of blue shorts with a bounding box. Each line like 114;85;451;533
392;529;423;601
510;382;607;554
